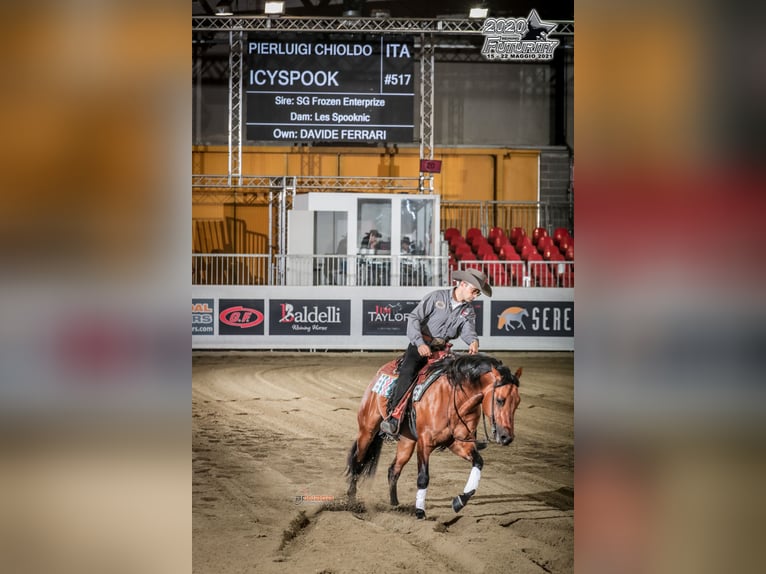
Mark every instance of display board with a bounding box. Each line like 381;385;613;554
246;35;414;143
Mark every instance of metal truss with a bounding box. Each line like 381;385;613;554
228;31;244;185
419;34;434;162
192;16;573;37
419;33;434;193
294;176;422;193
192;175;423;205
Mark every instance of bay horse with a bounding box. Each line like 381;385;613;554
346;353;521;518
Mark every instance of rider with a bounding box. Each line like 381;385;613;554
380;268;492;437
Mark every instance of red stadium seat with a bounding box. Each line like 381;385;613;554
548;251;566;263
564;246;574;261
444;227;461;242
516;236;533;254
521;244;538;261
493;235;511;253
454;244;474;260
449;236;468;253
532;227;549;245
537;236;555;253
499;244;520;261
466;228;483;245
545;247;566;262
488;226;506;243
510;227;526;245
476;244;496;259
471;236;491;251
553;227;571;246
558;236;573;253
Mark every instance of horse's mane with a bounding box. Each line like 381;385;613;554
425;353;510;390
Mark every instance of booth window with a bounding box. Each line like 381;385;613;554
357;199;391;253
400;199;433;255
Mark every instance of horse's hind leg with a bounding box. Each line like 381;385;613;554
347;425;383;500
387;437;416;507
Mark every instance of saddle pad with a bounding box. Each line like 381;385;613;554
371;373;396;398
412;367;447;402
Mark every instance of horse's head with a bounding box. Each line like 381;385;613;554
482;366;522;445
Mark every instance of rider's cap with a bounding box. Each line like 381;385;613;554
453;268;492;297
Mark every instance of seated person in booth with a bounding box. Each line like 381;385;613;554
380;268;492;437
360;229;382;252
400;236;411;254
360;229;390;285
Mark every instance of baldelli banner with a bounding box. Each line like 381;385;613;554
270;299;351;335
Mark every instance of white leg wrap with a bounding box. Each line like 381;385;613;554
415;488;427;511
464;467;481;494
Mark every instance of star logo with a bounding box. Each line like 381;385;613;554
522;9;558;41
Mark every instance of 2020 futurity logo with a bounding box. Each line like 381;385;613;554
480;10;560;62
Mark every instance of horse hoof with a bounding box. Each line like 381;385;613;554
415;509;426;520
452;490;475;513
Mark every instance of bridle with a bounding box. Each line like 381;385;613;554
452;369;519;444
482;373;519;442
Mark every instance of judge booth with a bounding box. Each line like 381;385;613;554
286;193;445;288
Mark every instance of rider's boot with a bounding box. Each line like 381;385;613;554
380;415;400;436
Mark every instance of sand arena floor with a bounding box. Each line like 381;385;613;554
193;351;573;574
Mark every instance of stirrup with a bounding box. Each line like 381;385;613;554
380;417;399;436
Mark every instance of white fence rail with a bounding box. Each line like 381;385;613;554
193;254;574;288
455;259;574;288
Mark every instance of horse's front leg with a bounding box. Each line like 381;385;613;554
414;439;434;519
448;442;484;513
388;437;416;507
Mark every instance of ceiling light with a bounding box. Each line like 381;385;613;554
469;7;488;19
264;1;285;15
215;1;233;16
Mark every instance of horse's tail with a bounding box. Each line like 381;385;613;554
345;433;384;479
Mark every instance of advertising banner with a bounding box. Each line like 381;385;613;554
270;299;351;335
219;299;266;335
472;300;484;336
362;300;419;336
490;301;573;337
362;299;483;337
192;299;215;336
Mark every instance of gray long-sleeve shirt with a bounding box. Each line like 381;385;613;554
406;288;478;347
